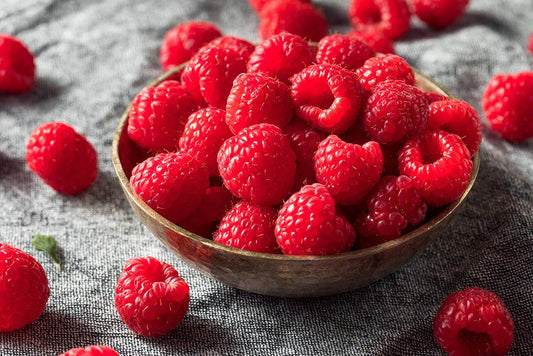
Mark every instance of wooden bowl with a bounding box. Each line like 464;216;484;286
111;66;480;297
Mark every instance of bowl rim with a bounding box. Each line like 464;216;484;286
111;64;480;263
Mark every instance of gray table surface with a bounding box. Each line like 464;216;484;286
0;0;532;355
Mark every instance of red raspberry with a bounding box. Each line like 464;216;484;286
203;36;255;58
284;120;326;190
127;81;198;153
26;122;98;195
316;34;375;71
428;100;482;156
129;151;209;225
355;175;427;248
363;80;428;146
248;0;311;13
226;72;293;134
59;346;119;356
115;257;190;338
411;0;469;30
315;135;383;205
0;34;35;93
159;21;222;72
181;186;235;238
275;183;356;255
179;107;232;176
291;64;366;134
482;71;533;143
181;46;249;108
258;0;328;42
0;243;49;332
434;288;514;356
424;91;450;104
399;129;472;206
349;0;411;40
355;54;415;91
217;123;296;205
214;201;280;253
247;32;315;85
349;30;395;54
529;32;533;55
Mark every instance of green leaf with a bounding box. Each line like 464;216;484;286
33;234;61;272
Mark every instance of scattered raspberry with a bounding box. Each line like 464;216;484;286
249;0;311;13
214;201;280;253
0;34;35;93
349;0;411;40
115;257;190;338
411;0;469;30
129;151;209;225
259;0;328;42
128;81;198;153
179;107;232;176
434;287;514;356
355;175;427;248
59;346;119;356
218;123;296;205
363;80;428;146
424;91;450;104
355;54;415;90
349;30;395;54
315;135;383;205
247;32;315;84
0;243;49;332
26;122;98;195
399;129;472;206
159;21;222;72
428;100;482;156
275;183;356;255
529;32;533;55
482;71;533;143
291;64;366;134
181;46;249;108
226;72;293;134
181;186;235;238
284;120;326;190
203;36;255;58
316;34;375;71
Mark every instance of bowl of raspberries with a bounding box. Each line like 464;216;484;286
112;29;480;297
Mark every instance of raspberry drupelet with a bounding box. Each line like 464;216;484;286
0;34;35;93
349;0;411;40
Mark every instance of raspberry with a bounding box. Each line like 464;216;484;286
115;257;190;338
275;183;356;255
355;54;415;90
0;34;35;93
349;30;395;54
291;64;366;134
179;107;232;176
26;122;98;195
181;46;249;108
315;135;383;205
203;36;255;58
349;0;411;40
181;186;235;238
59;346;119;356
363;80;428;146
129;151;209;225
399;129;472;206
217;123;296;205
482;71;533;143
355;175;427;248
159;21;222;72
0;243;49;332
284;120;326;190
127;81;198;153
258;0;328;42
226;72;293;134
248;0;311;13
424;91;450;104
247;32;315;84
316;34;375;71
434;288;514;356
428;100;482;156
412;0;469;30
214;201;280;253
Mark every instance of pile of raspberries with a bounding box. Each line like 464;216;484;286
127;26;483;256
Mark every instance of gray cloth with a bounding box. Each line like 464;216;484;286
0;0;532;355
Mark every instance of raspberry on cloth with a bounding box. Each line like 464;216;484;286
58;346;119;356
349;0;411;40
0;34;35;93
411;0;470;30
